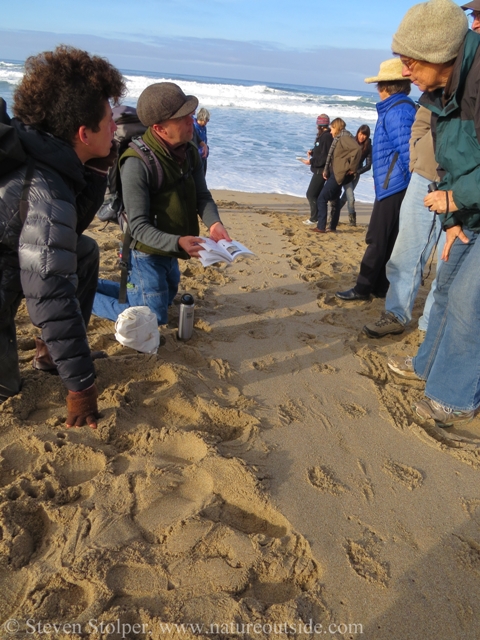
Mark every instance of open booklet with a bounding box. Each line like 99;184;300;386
198;237;254;267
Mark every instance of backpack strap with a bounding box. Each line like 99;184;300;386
118;138;163;303
381;99;417;190
128;137;163;192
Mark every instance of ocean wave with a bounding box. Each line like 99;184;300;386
124;74;377;120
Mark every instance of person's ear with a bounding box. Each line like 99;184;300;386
77;125;90;146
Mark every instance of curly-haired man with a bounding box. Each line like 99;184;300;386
0;45;125;428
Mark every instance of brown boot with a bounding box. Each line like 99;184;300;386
33;337;107;374
32;337;58;373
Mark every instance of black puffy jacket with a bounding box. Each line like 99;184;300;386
0;119;107;391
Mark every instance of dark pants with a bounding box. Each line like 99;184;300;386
354;189;406;297
316;175;342;231
306;171;326;221
0;234;99;402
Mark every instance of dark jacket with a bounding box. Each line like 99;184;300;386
0;120;106;391
372;93;416;200
420;30;480;230
120;127;221;258
310;131;333;173
356;139;372;176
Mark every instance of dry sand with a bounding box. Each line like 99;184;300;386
1;190;480;639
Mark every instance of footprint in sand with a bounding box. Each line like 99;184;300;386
382;459;424;490
0;441;39;487
307;466;347;495
50;447;106;487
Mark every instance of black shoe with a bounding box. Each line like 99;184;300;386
335;288;369;301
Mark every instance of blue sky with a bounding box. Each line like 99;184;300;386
0;0;468;90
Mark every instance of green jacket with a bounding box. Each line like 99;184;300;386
420;30;480;230
120;127;220;258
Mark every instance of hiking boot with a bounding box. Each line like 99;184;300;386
413;398;475;428
303;219;316;225
364;312;405;338
387;354;420;380
33;337;107;375
348;212;357;226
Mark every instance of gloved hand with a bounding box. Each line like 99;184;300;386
84;140;119;174
66;384;100;429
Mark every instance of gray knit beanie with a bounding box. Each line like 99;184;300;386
392;0;468;63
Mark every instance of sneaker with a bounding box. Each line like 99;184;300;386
303;219;316;225
413;398;475;428
387;354;420;380
364;312;405;338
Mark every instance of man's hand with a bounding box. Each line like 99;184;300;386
209;222;232;242
441;224;469;262
84;140;119;174
424;189;458;214
178;235;205;258
66;384;100;429
199;141;208;159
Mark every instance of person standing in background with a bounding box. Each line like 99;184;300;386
335;59;415;300
338;125;372;227
193;108;210;175
301;114;333;226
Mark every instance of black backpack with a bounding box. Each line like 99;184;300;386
96;105;163;232
96;105;165;302
0;98;35;239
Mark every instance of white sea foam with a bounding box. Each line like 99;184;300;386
1;61;377;202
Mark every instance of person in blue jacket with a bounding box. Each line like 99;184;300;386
336;59;416;301
193;108;210;174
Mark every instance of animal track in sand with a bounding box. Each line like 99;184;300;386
339;402;368;418
0;502;49;568
277;399;307;425
307;466;347;495
0;441;39;487
345;530;390;587
454;535;480;575
107;564;169;596
312;362;337;374
382;459;424;490
50;447;106;487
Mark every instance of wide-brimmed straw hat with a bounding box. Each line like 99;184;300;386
364;58;406;84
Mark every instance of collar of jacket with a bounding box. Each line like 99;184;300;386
12;119;86;193
420;31;480;117
143;126;190;166
376;92;413;116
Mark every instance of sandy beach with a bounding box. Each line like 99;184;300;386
1;190;480;639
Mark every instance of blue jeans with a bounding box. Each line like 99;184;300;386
339;175;360;215
413;228;480;411
385;173;446;330
92;250;180;325
317;175;342;231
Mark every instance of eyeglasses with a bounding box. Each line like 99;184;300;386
400;56;418;71
469;10;480;20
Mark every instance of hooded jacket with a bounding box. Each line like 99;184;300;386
372;92;416;200
420;29;480;230
0;119;107;391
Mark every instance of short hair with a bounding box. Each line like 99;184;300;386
376;80;411;96
196;108;210;122
13;45;126;144
330;118;346;132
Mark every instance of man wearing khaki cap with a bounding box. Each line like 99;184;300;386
93;82;231;326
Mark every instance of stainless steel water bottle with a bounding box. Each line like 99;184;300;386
178;293;195;340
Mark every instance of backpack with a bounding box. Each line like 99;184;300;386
96;105;164;302
96;105;163;232
0;98;35;241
